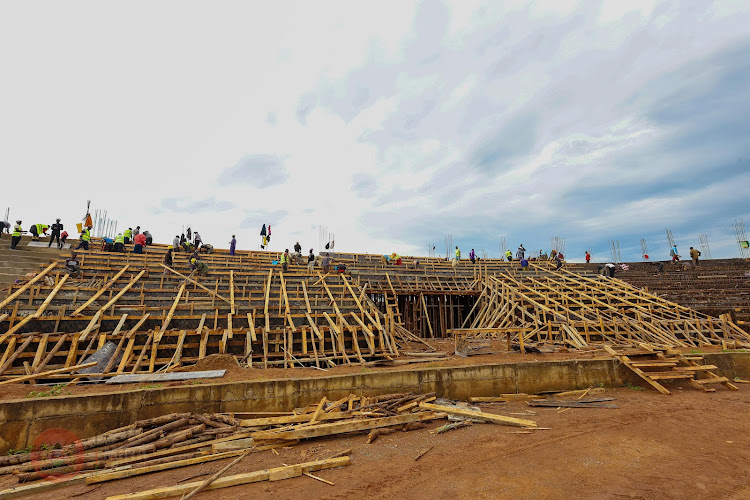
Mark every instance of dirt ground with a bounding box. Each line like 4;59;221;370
4;383;750;499
3;341;727;402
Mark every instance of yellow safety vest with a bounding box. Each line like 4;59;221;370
114;234;124;244
455;249;460;258
36;224;48;234
81;229;90;242
12;224;22;237
123;229;132;238
280;253;288;264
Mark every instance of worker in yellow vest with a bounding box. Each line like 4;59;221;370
114;233;125;252
29;223;49;241
10;220;25;249
75;226;91;251
280;249;290;272
123;228;133;244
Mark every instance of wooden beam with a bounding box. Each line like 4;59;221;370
70;265;129;316
157;282;186;342
419;402;536;428
160;265;230;304
98;269;147;314
0;262;57;310
102;457;351;500
0;361;97;386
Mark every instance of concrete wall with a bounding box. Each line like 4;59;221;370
1;353;748;451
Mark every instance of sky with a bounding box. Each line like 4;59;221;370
1;0;749;262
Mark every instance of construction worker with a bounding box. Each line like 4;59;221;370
505;249;513;261
123;227;133;244
193;231;202;247
200;243;214;254
455;246;461;262
163;246;173;275
670;245;679;262
689;247;701;268
143;231;153;246
585;251;591;264
0;220;9;237
173;235;180;250
60;230;69;247
280;249;290;272
49;219;63;248
322;253;332;273
469;249;476;264
554;252;563;270
114;232;125;252
29;223;49;241
191;257;209;276
65;252;81;276
229;235;236;256
75;226;91;250
133;226;141;238
10;220;25;249
520;257;529;271
516;244;526;260
308;249;315;271
133;232;146;254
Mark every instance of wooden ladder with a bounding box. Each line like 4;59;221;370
604;345;738;395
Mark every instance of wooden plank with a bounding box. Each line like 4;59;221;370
230;270;235;315
160;265;230;304
419;402;536;427
0;275;70;343
102;457;350;500
252;412;438;442
0;361;97;386
97;269;146;315
70;265;129;316
157;282;186;342
0;262;57;310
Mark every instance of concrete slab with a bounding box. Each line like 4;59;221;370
106;370;226;384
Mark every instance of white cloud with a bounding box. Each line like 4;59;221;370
1;0;749;261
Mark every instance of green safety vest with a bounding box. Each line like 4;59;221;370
114;234;124;244
455;249;460;258
36;224;48;234
123;229;132;238
81;229;90;242
505;250;512;258
12;224;22;237
280;253;288;264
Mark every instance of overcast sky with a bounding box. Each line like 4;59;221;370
2;0;749;261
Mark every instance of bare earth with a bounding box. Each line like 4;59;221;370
5;383;750;500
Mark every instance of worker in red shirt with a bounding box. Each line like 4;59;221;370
133;232;147;254
585;251;591;263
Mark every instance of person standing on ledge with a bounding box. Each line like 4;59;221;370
516;244;526;260
308;248;315;271
49;219;63;248
690;246;701;268
469;248;476;264
585;250;591;264
229;235;237;256
10;221;25;249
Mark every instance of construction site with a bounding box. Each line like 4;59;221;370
1;235;750;499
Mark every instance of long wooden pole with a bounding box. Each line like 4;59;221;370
0;361;97;386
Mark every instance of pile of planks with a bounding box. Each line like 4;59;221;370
0;392;537;498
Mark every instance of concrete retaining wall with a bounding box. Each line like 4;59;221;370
1;352;749;451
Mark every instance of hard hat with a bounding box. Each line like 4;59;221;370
190;258;196;263
167;245;173;249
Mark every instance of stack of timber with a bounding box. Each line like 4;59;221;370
0;392;536;498
450;263;750;352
